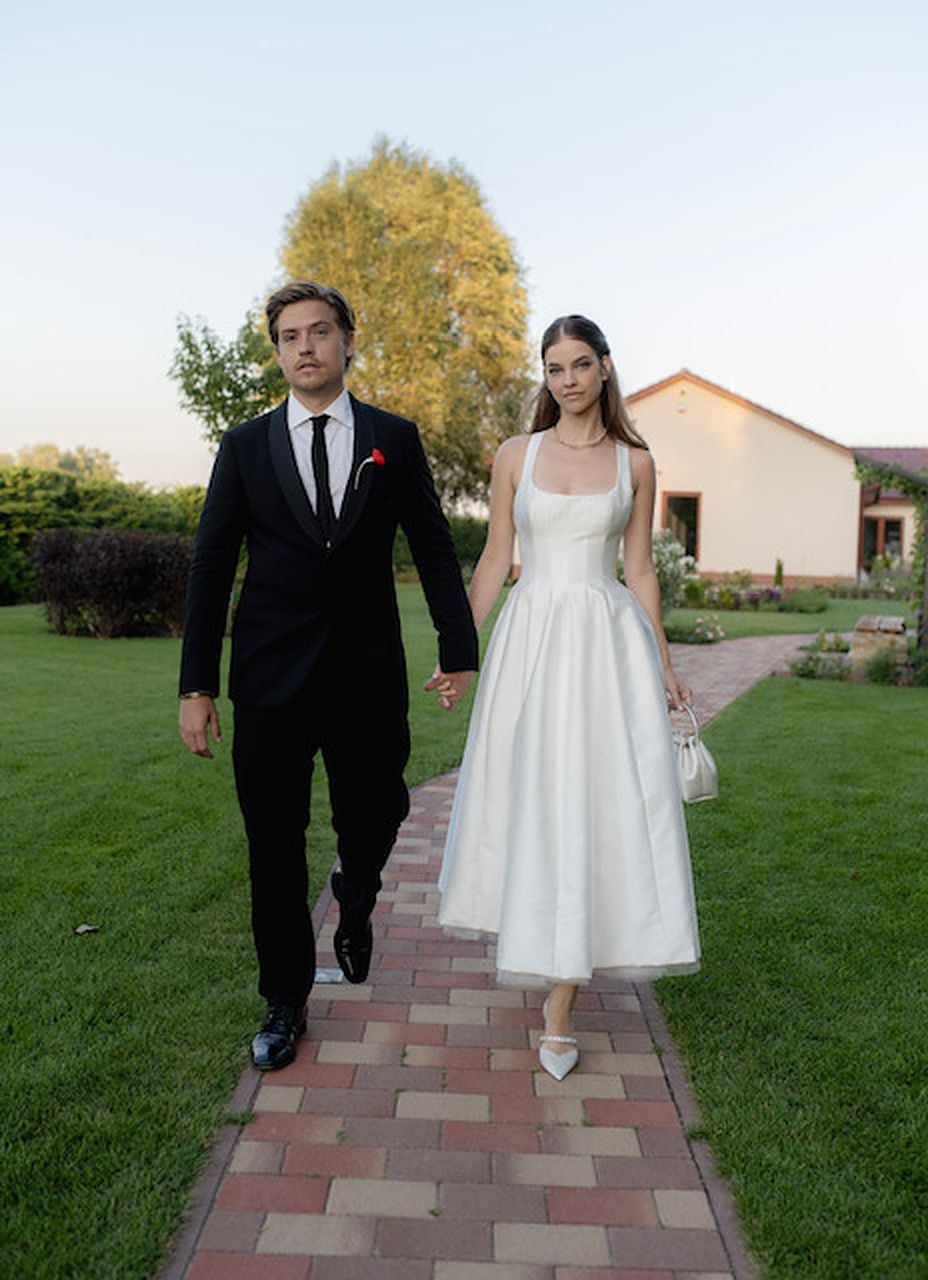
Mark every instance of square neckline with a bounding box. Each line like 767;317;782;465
528;428;622;498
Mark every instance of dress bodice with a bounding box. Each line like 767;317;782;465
513;428;634;586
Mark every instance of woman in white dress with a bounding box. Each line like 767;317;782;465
432;315;701;1079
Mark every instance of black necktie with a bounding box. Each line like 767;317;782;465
310;414;336;544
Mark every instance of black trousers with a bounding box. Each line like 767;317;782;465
231;644;411;1005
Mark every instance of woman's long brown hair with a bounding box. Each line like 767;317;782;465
527;314;649;449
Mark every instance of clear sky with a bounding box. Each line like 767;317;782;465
2;0;925;486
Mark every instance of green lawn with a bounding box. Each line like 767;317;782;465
655;677;928;1279
2;601;926;1278
0;594;499;1279
665;596;916;638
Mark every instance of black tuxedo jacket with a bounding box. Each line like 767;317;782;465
179;392;479;710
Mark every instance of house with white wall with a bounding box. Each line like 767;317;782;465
624;370;922;585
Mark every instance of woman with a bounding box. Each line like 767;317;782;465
434;314;701;1080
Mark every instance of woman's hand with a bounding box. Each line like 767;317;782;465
423;664;474;711
663;665;693;710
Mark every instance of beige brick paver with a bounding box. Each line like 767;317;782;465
396;1091;491;1122
256;1212;376;1255
326;1176;437;1218
167;634;788;1279
655;1187;716;1229
494;1222;611;1266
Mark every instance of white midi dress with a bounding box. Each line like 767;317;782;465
436;428;702;987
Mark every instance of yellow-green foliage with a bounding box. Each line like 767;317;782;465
280;138;533;499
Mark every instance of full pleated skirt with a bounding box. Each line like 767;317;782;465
436;578;702;987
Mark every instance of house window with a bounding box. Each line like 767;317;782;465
883;520;902;558
663;493;700;560
862;517;904;569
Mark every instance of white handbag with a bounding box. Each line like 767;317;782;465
670;701;718;804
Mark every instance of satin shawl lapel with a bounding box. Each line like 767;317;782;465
267;399;326;549
331;395;376;550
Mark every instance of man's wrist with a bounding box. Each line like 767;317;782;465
179;690;216;700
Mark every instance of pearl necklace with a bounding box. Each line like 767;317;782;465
554;424;608;449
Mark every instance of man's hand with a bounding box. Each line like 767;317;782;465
423;666;474;711
179;695;222;758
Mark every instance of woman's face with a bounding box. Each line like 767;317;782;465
543;336;610;414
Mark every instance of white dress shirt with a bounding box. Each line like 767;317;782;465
287;386;355;519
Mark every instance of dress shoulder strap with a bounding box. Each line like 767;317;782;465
516;430;542;494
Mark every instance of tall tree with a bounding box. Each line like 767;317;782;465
170;138;532;501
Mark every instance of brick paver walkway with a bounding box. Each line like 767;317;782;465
161;632;811;1280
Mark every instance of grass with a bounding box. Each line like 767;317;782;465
654;676;928;1279
665;596;916;638
3;599;926;1277
0;592;500;1279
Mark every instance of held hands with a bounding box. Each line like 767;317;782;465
179;695;222;758
663;664;693;710
423;665;474;711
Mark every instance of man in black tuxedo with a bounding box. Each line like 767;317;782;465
179;280;477;1070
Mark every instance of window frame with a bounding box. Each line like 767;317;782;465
661;490;701;562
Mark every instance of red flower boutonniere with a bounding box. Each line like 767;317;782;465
353;448;386;490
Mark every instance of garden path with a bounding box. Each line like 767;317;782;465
161;632;811;1280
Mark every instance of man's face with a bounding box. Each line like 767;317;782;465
275;299;355;399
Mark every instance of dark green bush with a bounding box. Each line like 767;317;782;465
865;647;901;686
910;646;928;687
683;578;707;606
781;588;828;613
0;468;81;604
0;467;205;604
394;515;488;578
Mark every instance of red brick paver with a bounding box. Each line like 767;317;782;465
162;634;806;1279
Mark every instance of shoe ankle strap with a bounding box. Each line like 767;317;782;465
540;1033;578;1045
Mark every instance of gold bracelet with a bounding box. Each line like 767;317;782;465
179;690;214;700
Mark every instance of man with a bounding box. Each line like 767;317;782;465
178;280;477;1070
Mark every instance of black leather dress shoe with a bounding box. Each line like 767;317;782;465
331;870;374;984
250;1001;307;1071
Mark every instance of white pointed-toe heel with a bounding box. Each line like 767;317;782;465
539;997;579;1081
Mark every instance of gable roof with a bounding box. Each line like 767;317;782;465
626;368;853;458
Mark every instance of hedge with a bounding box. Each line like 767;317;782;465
0;467;204;604
32;528;192;638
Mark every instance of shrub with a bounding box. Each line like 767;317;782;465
831;577;871;598
787;651;850;680
0;467;81;604
774;557;784;587
0;466;206;604
621;529;697;612
683;577;707;606
33;528;192;638
781;587;828;613
865;647;901;686
714;583;740;610
806;628;850;653
742;586;783;611
394;515;487;578
664;613;725;644
867;553;915;603
448;516;488;568
909;644;928;687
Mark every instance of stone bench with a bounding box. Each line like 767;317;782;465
850;615;907;669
